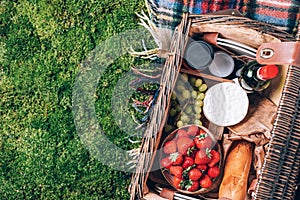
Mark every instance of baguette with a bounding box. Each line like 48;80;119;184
219;141;253;200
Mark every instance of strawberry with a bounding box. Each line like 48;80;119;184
199;175;212;188
177;137;195;155
169;152;183;165
208;166;220;178
193;132;213;149
195;149;212;165
170;166;183;178
208;150;220;167
187;125;199;137
187;146;197;158
188;168;202;181
163;140;177;154
196;164;208;171
185;180;199;192
182;156;194;169
177;129;189;138
160;157;172;169
173;176;183;189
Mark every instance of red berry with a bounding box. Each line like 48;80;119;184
169;152;183;165
164;140;177;154
177;137;195;155
170;166;183;178
199;175;212;188
182;156;194;169
187;125;199;137
186;180;199;192
173;176;183;189
196;164;208;171
188;168;202;181
208;166;220;178
177;129;189;138
195;149;212;165
160;157;172;169
193;132;213;149
208;150;220;167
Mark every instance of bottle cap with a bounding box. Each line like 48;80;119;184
184;41;214;70
258;65;278;80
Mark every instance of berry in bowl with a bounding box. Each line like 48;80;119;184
160;125;223;195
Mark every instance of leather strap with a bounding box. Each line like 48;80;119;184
160;188;175;200
203;32;219;45
256;42;300;66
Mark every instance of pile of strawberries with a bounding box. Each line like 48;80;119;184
160;125;221;192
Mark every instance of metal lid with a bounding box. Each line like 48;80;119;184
185;41;214;70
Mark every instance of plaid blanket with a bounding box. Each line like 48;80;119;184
147;0;300;34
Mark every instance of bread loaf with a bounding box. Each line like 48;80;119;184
219;141;253;200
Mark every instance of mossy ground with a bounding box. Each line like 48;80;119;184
0;1;155;199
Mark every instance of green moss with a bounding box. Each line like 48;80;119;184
0;0;151;199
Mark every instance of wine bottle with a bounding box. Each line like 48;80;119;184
238;61;278;92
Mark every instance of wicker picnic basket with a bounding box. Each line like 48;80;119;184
129;11;300;200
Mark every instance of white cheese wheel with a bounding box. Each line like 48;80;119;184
203;82;249;126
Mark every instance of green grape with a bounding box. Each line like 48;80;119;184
189;77;196;86
176;105;181;112
177;94;185;102
195;113;201;119
181;73;189;82
171;93;177;100
180;114;189;122
199;84;208;92
196;92;205;100
194;79;203;87
191;91;197;98
177;85;185;92
194;106;202;114
194;119;202;126
195;100;204;107
169;108;177;117
177;120;184;128
185;105;193;114
182;89;190;99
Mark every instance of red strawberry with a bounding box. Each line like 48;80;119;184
164;140;177;154
177;137;195;155
182;156;194;169
208;166;220;178
169;152;183;165
173;176;183;189
187;146;197;158
186;180;199;192
195;149;212;165
160;157;172;169
170;166;183;178
187;125;199;137
208;150;220;167
177;129;189;138
193;132;213;149
199;175;212;188
196;164;208;171
188;168;202;181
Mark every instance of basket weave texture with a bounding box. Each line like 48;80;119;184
129;13;300;200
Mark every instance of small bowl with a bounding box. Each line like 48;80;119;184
159;124;223;195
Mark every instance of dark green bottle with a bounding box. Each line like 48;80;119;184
238;61;278;92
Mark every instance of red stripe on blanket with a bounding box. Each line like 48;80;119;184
255;8;291;19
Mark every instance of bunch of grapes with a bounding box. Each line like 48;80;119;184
164;73;208;133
